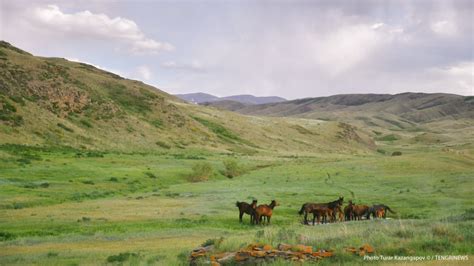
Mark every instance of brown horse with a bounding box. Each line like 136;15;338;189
348;201;369;220
336;205;344;222
344;201;354;221
310;206;332;225
367;204;396;219
298;197;344;224
255;200;278;225
236;199;257;224
376;208;385;218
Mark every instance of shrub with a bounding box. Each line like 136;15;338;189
392;151;402;156
156;140;171;149
144;172;157;179
0;231;16;241
188;162;213;182
57;123;74;132
222;159;244;178
106;252;138;263
79;119;93;128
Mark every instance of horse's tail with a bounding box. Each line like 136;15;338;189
298;204;306;215
385;206;396;214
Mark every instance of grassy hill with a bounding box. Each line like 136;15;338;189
0;41;374;155
206;93;473;150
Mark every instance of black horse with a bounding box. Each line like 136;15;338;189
236;199;258;224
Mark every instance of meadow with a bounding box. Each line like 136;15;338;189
0;143;472;265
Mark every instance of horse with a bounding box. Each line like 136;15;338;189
310;206;332;225
255;200;279;225
298;197;344;225
376;208;385;218
336;205;344;222
344;201;354;221
367;204;396;219
348;201;369;220
236;199;257;224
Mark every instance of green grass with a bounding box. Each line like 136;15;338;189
0;145;472;265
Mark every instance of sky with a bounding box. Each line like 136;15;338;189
1;0;473;99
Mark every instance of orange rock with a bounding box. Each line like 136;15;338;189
263;244;272;251
191;251;206;258
319;251;334;257
361;244;375;253
294;244;313;254
345;247;357;253
211;262;220;266
278;243;292;251
250;251;266;257
234;252;249;262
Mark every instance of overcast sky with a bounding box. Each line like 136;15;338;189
1;0;473;99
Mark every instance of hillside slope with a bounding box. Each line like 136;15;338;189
0;41;374;154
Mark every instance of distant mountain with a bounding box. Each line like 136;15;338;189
175;93;286;105
216;93;474;129
220;94;286;105
174;92;219;103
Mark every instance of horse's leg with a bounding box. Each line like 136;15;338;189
304;212;308;225
267;216;271;225
312;213;316;226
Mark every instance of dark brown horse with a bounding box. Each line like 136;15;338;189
348;201;369;220
236;199;257;224
344;201;354;221
310;206;333;225
298;197;344;224
255;200;279;225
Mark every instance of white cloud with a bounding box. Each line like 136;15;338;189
371;23;385;30
161;60;204;72
29;5;173;55
135;65;152;80
431;20;458;36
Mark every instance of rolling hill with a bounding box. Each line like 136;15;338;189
0;41;374;154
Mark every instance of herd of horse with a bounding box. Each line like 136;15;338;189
236;197;396;225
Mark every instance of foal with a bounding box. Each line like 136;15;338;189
236;199;257;224
255;200;279;225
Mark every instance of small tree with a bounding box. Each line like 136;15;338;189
188;162;213;182
223;159;243;178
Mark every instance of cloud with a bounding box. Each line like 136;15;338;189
431;20;458;36
161;60;204;72
135;66;152;80
29;5;173;55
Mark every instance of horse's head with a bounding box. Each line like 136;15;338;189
251;199;257;204
270;200;279;207
338;196;344;205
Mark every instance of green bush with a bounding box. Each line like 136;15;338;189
392;151;402;156
106;252;138;263
156;140;171;149
188;162;213;182
57;123;74;132
222;158;244;178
